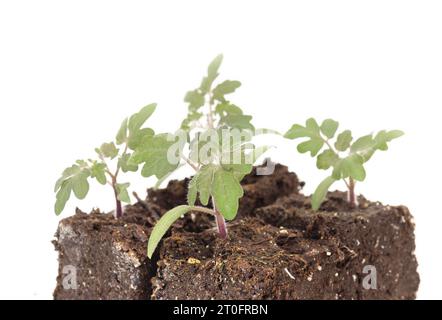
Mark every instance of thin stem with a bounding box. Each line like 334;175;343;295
347;177;356;208
99;153;122;218
323;139;336;154
321;136;356;207
105;143;130;219
114;144;128;178
182;155;199;172
215;212;228;239
190;206;216;215
189;204;228;239
343;178;351;190
113;184;123;219
207;92;214;129
211;197;227;239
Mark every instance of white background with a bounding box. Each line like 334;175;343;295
0;0;441;299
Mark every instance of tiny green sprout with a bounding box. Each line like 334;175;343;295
131;55;270;258
284;118;404;210
54;103;157;218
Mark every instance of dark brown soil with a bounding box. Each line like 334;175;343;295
53;163;419;300
53;164;302;299
53;205;159;300
152;192;419;299
147;163;303;232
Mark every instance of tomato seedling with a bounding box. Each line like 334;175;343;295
54;104;157;218
131;55;269;258
285;118;403;210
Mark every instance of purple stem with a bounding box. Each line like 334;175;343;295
215;211;228;239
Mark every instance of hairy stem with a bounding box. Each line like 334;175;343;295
114;144;128;178
190;204;228;238
212;197;227;239
190;206;216;215
215;211;228;239
113;185;123;219
182;155;199;171
347;177;356;208
322;136;357;207
207;92;214;129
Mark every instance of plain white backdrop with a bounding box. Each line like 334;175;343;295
0;0;441;299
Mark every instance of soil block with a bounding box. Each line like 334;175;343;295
53;164;301;299
151;192;419;300
53;164;419;300
53;204;160;300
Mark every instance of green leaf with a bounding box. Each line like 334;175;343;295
374;130;404;151
386;130;404;141
184;90;205;110
54;162;92;215
195;164;218;205
147;205;192;258
320;119;339;139
208;54;223;78
297;138;324;157
118;153;138;173
212;168;243;220
222;144;269;181
333;154;366;181
373;131;389;151
350;135;375;153
362;129;404;161
131;133;181;179
116;183;130;203
90;162;107;185
286;118;324;156
316;150;339;170
347;155;366;181
200;54;223;93
335;130;353;152
72;173;90;199
311;176;336;210
189;131;219;165
212;80;241;102
284;124;307;139
54;181;72;215
187;176;198;206
220;114;254;130
128;103;157;133
127;128;155;150
284;118;320;139
215;102;243;116
98;142;119;159
116;118;128;145
180;111;203;130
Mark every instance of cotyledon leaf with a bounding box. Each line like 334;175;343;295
311;176;336;210
147;205;192;259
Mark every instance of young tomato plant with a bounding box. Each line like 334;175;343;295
54;104;157;218
285;118;403;210
130;55;269;258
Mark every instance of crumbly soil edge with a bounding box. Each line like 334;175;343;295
53;163;419;300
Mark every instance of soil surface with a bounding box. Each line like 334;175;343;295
53;163;419;300
152;192;419;299
53;163;302;299
147;164;303;232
